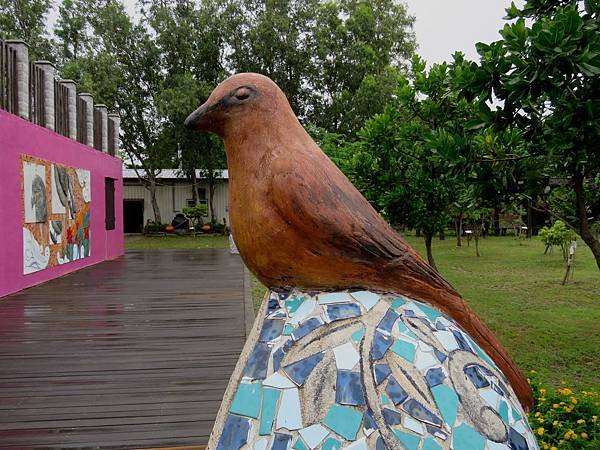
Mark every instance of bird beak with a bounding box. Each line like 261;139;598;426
184;103;210;130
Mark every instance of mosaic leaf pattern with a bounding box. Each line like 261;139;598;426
216;290;539;450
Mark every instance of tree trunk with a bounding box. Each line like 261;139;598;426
456;212;463;247
439;230;445;240
208;177;216;224
474;232;480;257
424;232;438;271
574;172;600;269
148;177;161;224
191;170;198;204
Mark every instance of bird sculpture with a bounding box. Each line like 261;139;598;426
185;73;538;450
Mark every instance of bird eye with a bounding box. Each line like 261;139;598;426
234;87;251;101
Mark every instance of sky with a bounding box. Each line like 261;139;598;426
403;0;525;65
48;0;524;66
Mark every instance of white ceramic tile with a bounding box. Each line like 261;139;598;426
333;342;360;370
480;388;501;410
318;292;353;304
487;441;510;450
414;348;439;372
289;299;317;325
350;291;380;311
404;416;425;435
276;388;303;430
254;437;269;450
433;330;459;352
263;372;296;389
344;438;367;449
298;424;329;449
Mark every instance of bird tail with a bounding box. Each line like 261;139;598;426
376;261;534;411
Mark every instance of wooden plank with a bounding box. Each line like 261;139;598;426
0;249;246;448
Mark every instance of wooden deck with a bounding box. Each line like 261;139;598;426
0;249;249;449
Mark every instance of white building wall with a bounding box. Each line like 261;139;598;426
123;180;229;227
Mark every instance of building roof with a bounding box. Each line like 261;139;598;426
122;168;229;180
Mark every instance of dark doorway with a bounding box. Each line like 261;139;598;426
123;199;144;233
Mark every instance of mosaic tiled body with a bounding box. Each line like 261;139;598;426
214;290;538;450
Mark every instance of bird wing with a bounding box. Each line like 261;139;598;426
268;151;410;263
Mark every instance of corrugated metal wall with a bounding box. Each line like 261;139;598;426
123;180;229;227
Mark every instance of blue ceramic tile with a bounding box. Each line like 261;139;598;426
392;429;421;450
335;370;366;406
363;409;377;435
435;321;447;331
431;384;459;427
259;387;280;435
380;392;391;406
299;424;329;448
377;308;400;334
391;297;407;309
426;424;448;440
370;330;393;360
402;398;442;427
267;298;280;313
325;303;362;321
293;437;309;450
283;323;294;335
451;329;472;351
323;404;364;441
404;309;416;317
216;414;250;450
452;423;485;450
243;343;270;380
292;317;323;341
382;407;402;426
390;339;416;362
415;302;441;323
283;352;325;385
464;365;490;389
271;432;292;450
373;363;392;386
434;348;447;363
259;319;285;342
351;326;365;343
285;295;305;313
398;321;418;339
425;367;445;387
492;402;507;426
422;437;442;450
278;291;291;300
322;437;342;450
492;382;506;397
230;382;262;418
385;376;408;405
508;427;529;450
272;347;286;372
375;436;387;450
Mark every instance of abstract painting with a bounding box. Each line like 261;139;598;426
22;155;91;274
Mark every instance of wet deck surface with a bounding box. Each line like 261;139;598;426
0;249;248;449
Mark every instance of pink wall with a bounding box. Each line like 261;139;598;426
0;110;124;297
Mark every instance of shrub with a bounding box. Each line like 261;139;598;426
528;372;600;449
539;220;577;261
144;221;167;233
182;204;208;228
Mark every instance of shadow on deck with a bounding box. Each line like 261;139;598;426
0;249;249;449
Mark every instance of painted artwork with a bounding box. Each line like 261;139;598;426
22;155;91;274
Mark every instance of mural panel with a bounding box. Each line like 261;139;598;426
21;155;91;274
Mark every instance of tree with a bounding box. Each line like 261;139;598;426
0;0;55;61
461;0;600;268
348;59;473;269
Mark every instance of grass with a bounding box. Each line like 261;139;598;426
125;233;600;391
125;234;229;250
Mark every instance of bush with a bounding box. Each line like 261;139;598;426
528;372;600;449
144;221;167;233
182;204;208;228
539;220;577;261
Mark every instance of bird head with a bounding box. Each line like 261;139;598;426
184;73;288;137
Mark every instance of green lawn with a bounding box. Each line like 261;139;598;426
125;234;229;250
126;233;599;391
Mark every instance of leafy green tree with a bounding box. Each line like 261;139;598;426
0;0;55;60
461;0;600;268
